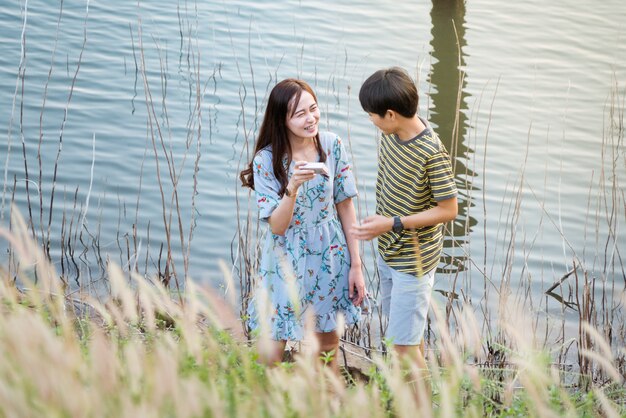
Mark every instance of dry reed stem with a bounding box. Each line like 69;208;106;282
1;208;625;417
1;4;624;414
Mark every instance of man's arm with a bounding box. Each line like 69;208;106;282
351;196;458;241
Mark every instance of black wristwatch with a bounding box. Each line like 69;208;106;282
392;216;403;233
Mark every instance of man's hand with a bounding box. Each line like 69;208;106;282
351;215;393;241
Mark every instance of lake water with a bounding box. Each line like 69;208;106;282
1;0;625;331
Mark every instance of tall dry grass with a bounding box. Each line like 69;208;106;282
2;1;209;296
2;2;625;415
1;208;624;417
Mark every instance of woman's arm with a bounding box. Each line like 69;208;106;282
267;161;315;235
336;197;365;305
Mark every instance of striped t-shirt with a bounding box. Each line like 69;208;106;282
376;119;457;276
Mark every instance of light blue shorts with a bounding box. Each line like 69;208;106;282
378;255;435;346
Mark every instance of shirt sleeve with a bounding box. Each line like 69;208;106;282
252;150;281;222
331;135;358;204
426;147;457;201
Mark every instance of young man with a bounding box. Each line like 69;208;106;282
352;67;458;362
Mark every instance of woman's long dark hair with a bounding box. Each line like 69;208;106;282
239;78;326;196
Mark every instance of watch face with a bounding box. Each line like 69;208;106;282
393;216;403;232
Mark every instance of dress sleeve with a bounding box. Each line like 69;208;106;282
331;135;358;204
426;147;457;201
252;150;281;222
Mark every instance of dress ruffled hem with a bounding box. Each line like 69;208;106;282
315;305;361;333
247;299;361;341
247;301;304;341
270;318;304;341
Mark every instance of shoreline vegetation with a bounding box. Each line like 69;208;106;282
2;3;625;416
1;209;624;417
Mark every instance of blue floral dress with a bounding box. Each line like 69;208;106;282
247;132;361;341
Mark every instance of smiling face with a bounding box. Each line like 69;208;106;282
286;91;320;141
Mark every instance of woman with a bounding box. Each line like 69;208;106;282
240;78;365;368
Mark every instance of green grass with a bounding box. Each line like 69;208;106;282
0;211;624;417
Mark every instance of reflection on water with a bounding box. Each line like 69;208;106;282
428;0;476;275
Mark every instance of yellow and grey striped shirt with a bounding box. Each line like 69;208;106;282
376;120;457;276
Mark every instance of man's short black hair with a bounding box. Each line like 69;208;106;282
359;67;418;118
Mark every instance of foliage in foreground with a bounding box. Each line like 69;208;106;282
0;212;625;418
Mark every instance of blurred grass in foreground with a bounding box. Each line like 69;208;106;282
1;209;624;418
